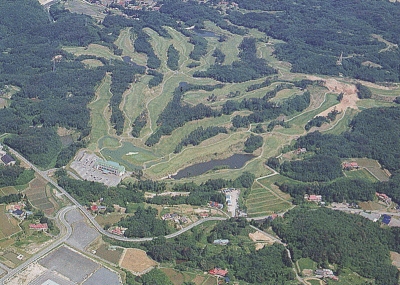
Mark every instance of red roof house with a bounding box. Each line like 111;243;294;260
91;205;98;211
29;223;48;230
209;268;228;277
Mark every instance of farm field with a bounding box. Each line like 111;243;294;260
343;168;379;182
24;176;55;215
119;248;157;275
160;268;217;285
246;178;292;217
351;158;391;181
0;205;20;239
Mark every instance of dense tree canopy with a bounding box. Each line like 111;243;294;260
272;207;399;285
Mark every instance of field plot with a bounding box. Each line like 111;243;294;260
0;187;18;196
95;244;123;264
24;177;54;214
351;158;390;181
246;176;292;217
0;205;21;238
246;187;291;217
344;168;378;182
160;268;216;285
119;248;157;275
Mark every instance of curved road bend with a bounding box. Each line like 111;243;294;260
0;206;75;285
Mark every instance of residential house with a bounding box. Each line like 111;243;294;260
213;239;229;245
304;194;322;202
209;268;228;277
342;162;359;170
376;192;391;204
1;154;16;166
29;223;48;231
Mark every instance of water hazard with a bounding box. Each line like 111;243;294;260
172;154;254;179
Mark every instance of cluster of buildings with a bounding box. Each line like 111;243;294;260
294;147;307;155
209;201;223;209
161;213;188;224
304;194;323;203
315;269;339;281
108;226;127;236
0;144;16;166
7;203;32;220
342;161;359;170
89;204;107;212
376;192;391;205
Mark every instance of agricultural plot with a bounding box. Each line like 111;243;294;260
246;183;292;217
160;268;216;285
0;186;18;196
352;158;391;182
95;244;123;265
24;177;54;214
119;248;157;275
0;205;21;239
344;168;378;183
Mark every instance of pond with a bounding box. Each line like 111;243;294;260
172;154;254;179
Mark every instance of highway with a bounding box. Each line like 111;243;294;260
0;206;75;284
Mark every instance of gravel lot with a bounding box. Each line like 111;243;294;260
29;270;75;285
65;208;85;224
82;267;121;285
67;222;100;250
39;246;99;283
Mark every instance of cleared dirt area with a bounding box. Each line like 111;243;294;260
6;263;47;285
307;76;359;117
119;248;157;275
249;231;274;250
391;251;400;268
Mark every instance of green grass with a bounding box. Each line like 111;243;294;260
63;44;120;60
297;258;317;272
87;74;114;152
344;169;378;182
0;187;18;196
324;108;357;135
326;268;373;285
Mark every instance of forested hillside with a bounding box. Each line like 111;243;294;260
273;207;399;285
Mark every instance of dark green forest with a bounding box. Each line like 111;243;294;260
295;106;400;171
227;0;400;82
272;207;399;285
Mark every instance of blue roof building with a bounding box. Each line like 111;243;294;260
382;214;391;225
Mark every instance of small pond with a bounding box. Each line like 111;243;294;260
172;154;254;179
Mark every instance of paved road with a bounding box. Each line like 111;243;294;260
0;206;75;284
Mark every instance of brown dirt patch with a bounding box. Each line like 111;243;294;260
249;231;274;250
160;268;185;285
390;251;400;268
191;275;205;285
119;248;157;275
307;76;359;116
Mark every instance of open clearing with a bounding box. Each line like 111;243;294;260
119;248;157;275
249;230;274;250
0;205;21;239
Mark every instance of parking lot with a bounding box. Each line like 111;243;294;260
70;151;122;187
